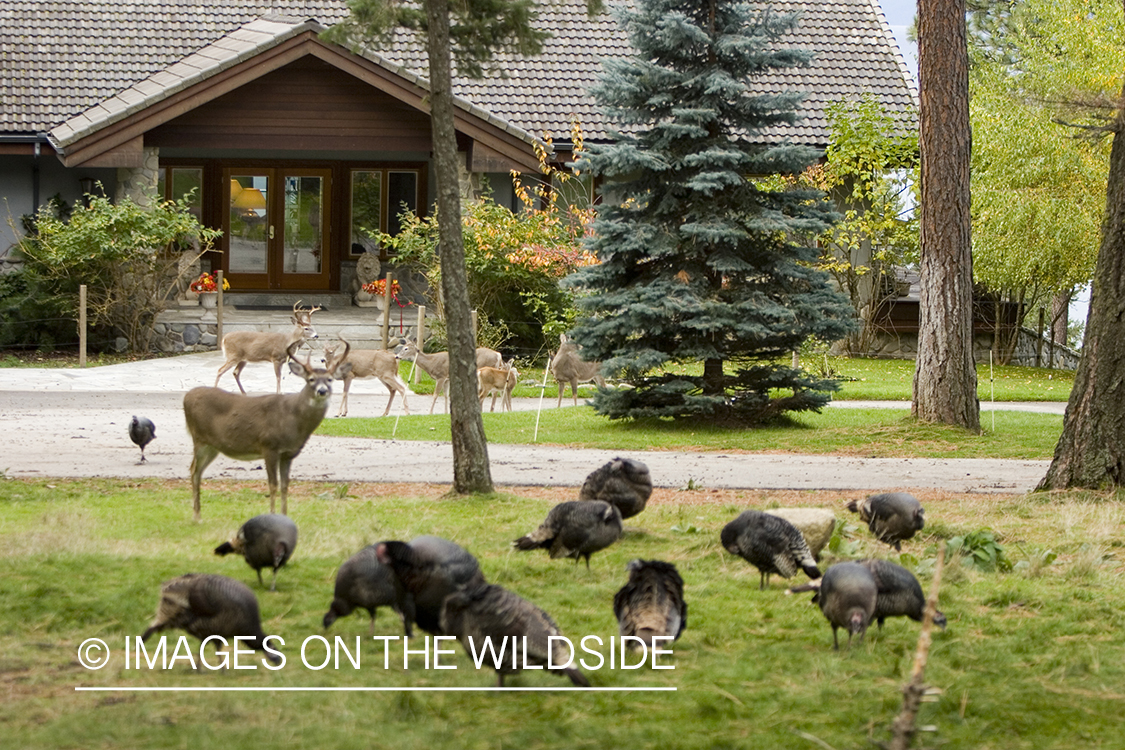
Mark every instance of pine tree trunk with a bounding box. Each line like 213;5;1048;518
911;0;980;431
1039;95;1125;490
425;0;493;494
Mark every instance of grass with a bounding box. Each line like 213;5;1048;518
398;355;1076;403
2;477;1123;750
317;406;1063;460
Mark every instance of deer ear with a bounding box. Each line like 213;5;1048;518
334;362;353;378
288;359;307;377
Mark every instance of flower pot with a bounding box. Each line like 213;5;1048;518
200;292;218;309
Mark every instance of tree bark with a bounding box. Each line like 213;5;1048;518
912;0;980;431
425;0;493;494
1039;92;1125;490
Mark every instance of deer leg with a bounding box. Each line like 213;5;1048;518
278;455;293;516
397;378;410;415
556;382;565;408
190;444;220;522
262;452;281;514
232;362;248;394
273;360;283;394
338;377;352;417
215;359;237;387
571;381;579;407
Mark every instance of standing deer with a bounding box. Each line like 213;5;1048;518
478;359;519;412
550;333;605;407
322;338;410;417
214;302;321;394
396;341;504;414
184;341;351;521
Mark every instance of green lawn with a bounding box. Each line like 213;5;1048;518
1;478;1122;750
318;406;1063;460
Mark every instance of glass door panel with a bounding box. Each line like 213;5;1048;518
228;174;270;276
283;175;323;275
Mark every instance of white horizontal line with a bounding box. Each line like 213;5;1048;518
75;686;676;692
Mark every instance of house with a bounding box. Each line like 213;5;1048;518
0;0;916;349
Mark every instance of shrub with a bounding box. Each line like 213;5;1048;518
13;190;219;354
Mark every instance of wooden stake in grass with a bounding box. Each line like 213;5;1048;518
533;349;553;443
889;546;945;750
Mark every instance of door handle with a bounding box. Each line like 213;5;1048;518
269;225;275;239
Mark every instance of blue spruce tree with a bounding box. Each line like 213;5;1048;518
565;0;858;423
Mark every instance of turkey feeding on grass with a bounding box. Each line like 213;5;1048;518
613;559;687;648
846;492;925;551
214;513;298;592
323;544;409;636
720;510;821;590
513;500;622;569
375;536;486;635
440;583;590;687
790;562;877;650
578;457;653;519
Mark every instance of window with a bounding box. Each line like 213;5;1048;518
157;167;203;221
349;168;421;258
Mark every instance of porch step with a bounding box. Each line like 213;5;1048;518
224;292;353;311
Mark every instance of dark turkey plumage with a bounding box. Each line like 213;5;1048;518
323;544;409;635
375;535;486;635
129;416;155;463
815;562;878;650
513;500;623;568
578;457;653;519
858;558;947;630
141;573;279;663
720;510;822;589
846;492;925;551
440;583;590;687
613;559;687;648
215;513;298;591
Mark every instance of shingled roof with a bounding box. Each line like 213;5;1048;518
0;0;916;147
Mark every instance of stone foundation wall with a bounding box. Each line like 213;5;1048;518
863;327;1079;369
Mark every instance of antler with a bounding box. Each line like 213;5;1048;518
327;337;351;372
292;300;322;322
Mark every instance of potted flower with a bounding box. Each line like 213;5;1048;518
190;272;230;308
356;278;409;308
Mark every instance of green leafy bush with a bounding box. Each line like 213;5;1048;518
12;190;219;353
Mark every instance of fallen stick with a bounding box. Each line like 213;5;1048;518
889;546;946;750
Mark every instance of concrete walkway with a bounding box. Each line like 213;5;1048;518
0;352;1059;493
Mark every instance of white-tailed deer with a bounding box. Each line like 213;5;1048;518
550;333;605;407
214;302;321;394
184;341;352;521
322;337;410;417
478;359;518;412
396;341;504;414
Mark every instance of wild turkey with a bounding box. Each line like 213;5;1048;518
612;559;687;647
214;514;298;592
720;510;822;590
513;500;623;568
793;562;877;650
858;558;947;630
440;583;590;687
578;457;653;519
375;536;486;635
323;544;409;636
141;573;279;663
129;416;155;463
846;492;925;551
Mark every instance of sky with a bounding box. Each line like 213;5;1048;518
877;0;919;84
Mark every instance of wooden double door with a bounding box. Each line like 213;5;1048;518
222;168;331;290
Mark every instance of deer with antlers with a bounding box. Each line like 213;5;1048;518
214;301;321;394
322;337;411;417
183;341;352;521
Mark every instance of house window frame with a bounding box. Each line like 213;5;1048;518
348;165;423;260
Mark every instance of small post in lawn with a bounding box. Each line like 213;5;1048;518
990;350;995;432
381;272;392;349
413;305;426;384
215;271;224;345
534;349;553;443
78;284;87;367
